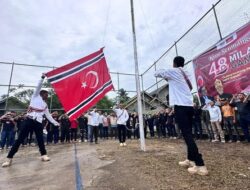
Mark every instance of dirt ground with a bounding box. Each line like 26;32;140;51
0;139;250;190
87;139;250;190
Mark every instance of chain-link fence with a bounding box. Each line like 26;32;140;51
1;0;250;113
141;0;250;102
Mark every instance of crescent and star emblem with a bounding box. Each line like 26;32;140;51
81;71;99;89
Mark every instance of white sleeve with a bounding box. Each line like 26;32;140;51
124;110;129;122
33;78;44;97
154;69;173;80
44;108;59;126
217;107;222;122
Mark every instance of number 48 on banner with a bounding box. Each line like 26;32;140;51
209;57;229;77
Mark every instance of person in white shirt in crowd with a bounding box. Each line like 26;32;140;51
109;112;118;139
155;56;208;176
113;104;129;147
2;74;59;167
102;113;109;139
88;107;100;144
203;100;225;143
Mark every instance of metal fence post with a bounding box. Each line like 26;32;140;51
154;63;159;97
141;75;146;112
4;62;15;113
174;42;178;56
212;4;223;40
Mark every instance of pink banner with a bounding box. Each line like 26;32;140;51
193;22;250;97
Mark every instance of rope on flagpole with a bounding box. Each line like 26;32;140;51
102;0;111;46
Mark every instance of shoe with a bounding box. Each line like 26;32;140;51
173;137;177;139
236;140;241;143
221;140;226;143
179;159;195;168
188;166;208;176
78;140;82;143
120;143;123;147
84;140;88;142
41;155;50;162
212;139;219;143
2;159;12;167
0;147;3;150
123;143;127;146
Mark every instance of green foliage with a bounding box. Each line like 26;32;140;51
117;88;130;104
96;96;113;112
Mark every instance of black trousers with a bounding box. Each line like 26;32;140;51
70;128;77;141
8;118;47;158
175;105;204;166
117;124;126;143
61;128;70;142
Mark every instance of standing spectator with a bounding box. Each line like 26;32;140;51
154;113;161;138
147;114;155;138
109;113;118;139
0;112;16;150
15;113;27;146
59;114;71;143
70;119;78;142
155;56;208;175
88;108;100;144
230;93;250;142
113;104;129;146
193;103;203;140
204;100;225;143
126;113;133;139
51;111;59;144
78;113;88;142
221;98;240;142
102;113;109;139
166;108;177;139
98;111;104;139
159;110;166;138
132;112;139;139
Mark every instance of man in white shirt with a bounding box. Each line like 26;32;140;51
2;74;59;167
155;56;208;176
88;108;100;144
113;104;129;146
203;100;225;143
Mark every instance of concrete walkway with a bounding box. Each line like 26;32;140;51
0;143;113;190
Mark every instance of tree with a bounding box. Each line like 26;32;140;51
117;88;130;104
96;96;113;112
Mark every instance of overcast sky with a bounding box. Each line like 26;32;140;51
0;0;226;98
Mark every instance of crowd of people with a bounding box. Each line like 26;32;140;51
1;91;249;151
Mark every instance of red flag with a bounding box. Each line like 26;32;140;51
45;48;114;120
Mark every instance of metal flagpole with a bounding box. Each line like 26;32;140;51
130;0;146;151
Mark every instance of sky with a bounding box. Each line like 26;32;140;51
0;0;238;98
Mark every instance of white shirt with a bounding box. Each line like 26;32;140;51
27;79;59;125
113;108;129;125
154;68;193;107
204;105;222;122
88;111;99;126
98;114;104;124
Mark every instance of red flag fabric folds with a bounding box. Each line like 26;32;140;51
45;48;114;121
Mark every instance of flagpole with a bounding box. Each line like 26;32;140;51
130;0;146;151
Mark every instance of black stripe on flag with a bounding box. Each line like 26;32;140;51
67;80;113;117
48;53;104;83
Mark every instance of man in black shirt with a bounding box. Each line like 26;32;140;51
0;112;16;149
230;93;250;142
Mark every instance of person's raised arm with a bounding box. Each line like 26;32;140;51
33;74;45;97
